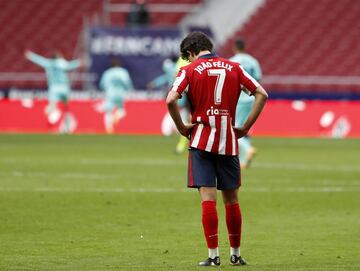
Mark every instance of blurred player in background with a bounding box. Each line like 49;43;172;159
174;57;190;154
230;38;263;169
25;50;81;133
99;58;134;134
154;56;191;154
126;0;150;27
166;32;268;266
147;56;178;95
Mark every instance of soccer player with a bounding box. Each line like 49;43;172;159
99;58;134;134
166;32;268;266
230;38;263;168
156;57;191;154
25;50;81;133
174;57;191;154
147;56;178;94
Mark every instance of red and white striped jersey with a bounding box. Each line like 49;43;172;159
171;53;259;155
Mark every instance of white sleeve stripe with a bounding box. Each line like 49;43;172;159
205;116;216;152
239;65;260;88
218;116;227;155
191;123;203;148
171;69;187;92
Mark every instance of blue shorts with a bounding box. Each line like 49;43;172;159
188;148;241;190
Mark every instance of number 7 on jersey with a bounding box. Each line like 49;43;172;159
208;69;226;105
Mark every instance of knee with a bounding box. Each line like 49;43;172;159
222;190;239;205
199;187;217;202
201;192;217;202
223;198;238;205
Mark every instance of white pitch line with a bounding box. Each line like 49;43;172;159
0;158;182;167
1;171;359;187
252;162;360;172
0;171;121;180
0;158;359;172
0;187;359;193
0;171;184;181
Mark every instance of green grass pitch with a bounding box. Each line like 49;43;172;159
0;134;359;270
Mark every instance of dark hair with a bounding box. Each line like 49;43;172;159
180;31;213;61
235;38;246;51
52;50;62;59
169;55;179;63
111;57;121;67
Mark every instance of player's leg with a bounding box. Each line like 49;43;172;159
58;87;77;134
222;189;246;265
161;112;177;136
238;137;249;167
216;155;246;265
104;99;115;134
113;98;126;125
175;108;190;154
244;136;256;168
59;92;70;134
188;149;220;266
199;186;219;266
46;90;61;125
239;136;256;168
175;135;188;154
236;94;256;168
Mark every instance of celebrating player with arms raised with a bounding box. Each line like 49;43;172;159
166;32;268;266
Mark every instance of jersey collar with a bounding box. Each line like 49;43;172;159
198;53;218;59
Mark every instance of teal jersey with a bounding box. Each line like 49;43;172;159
230;53;262;81
175;57;189;108
27;52;80;90
149;59;177;89
230;53;262;126
99;67;134;99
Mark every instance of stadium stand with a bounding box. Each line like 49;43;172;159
181;0;265;46
106;0;202;26
2;0;359;97
0;0;101;89
219;0;360;96
0;0;201;89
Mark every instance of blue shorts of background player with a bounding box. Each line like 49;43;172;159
188;148;241;190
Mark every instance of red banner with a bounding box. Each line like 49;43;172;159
1;99;360;137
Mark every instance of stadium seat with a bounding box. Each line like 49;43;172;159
0;0;201;89
219;0;360;93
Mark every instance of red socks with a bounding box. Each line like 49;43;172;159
225;203;242;248
202;201;242;250
201;201;218;249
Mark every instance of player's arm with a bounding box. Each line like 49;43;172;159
234;86;268;138
166;68;194;137
148;74;167;89
166;90;194;137
65;59;82;71
24;50;50;68
234;65;268;138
